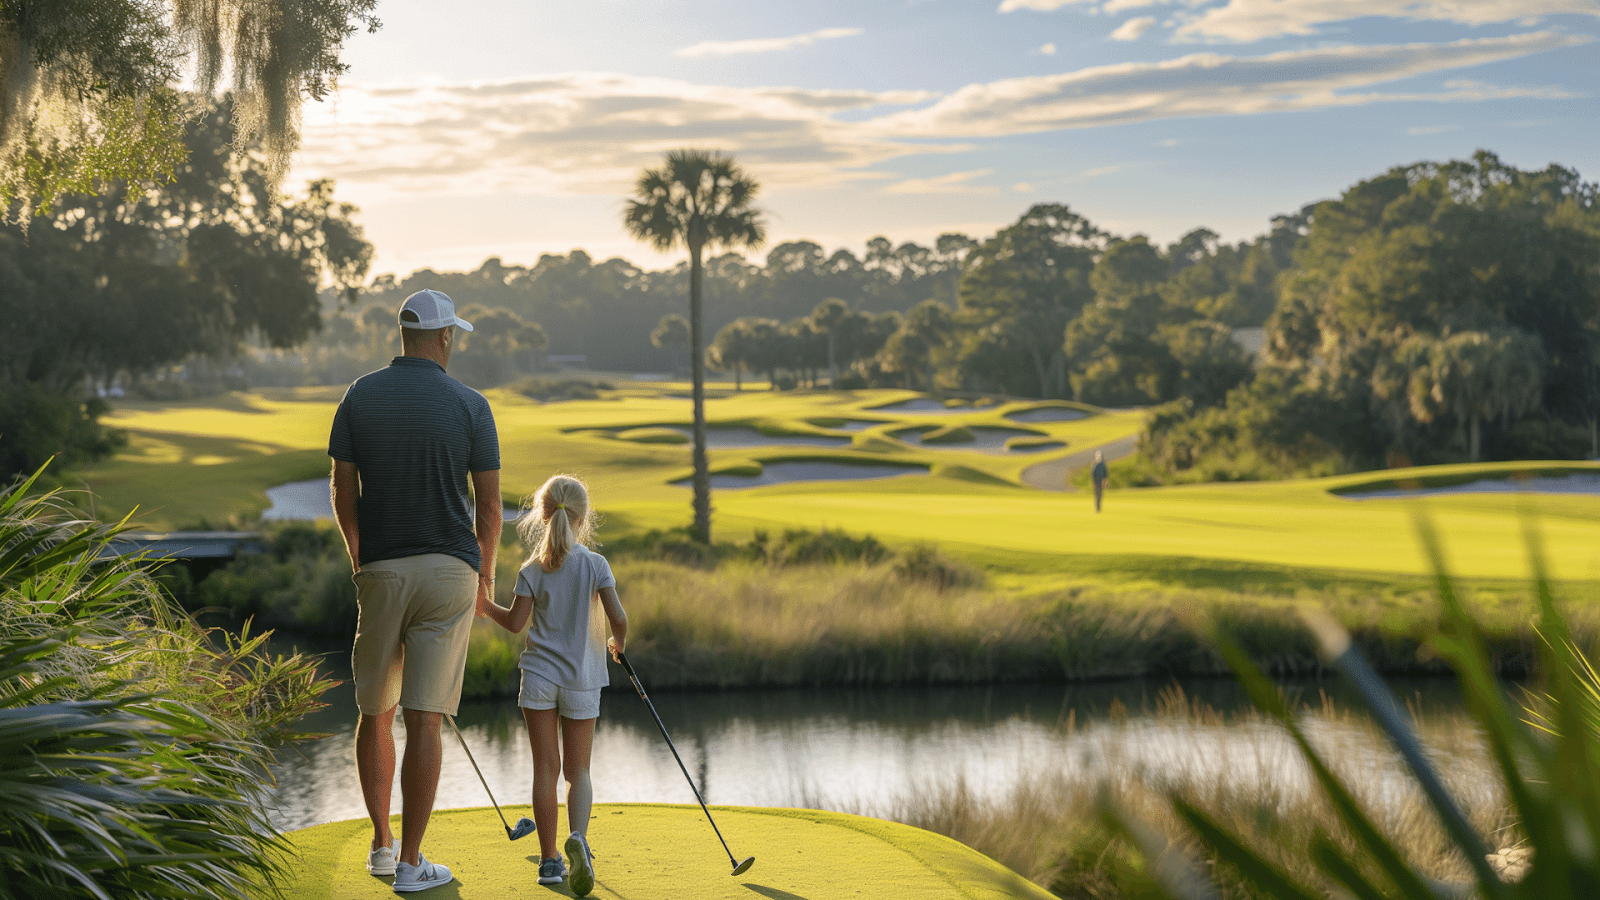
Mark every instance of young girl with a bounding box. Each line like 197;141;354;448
477;474;627;897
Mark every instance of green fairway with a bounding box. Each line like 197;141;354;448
71;386;1600;582
271;805;1055;900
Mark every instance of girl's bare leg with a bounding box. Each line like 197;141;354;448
561;715;597;836
522;707;562;861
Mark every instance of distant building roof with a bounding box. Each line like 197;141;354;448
1231;327;1266;358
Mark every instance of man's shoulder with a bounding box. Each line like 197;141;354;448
442;374;491;406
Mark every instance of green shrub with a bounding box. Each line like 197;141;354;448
0;466;332;898
191;522;357;638
892;543;983;590
510;377;614;402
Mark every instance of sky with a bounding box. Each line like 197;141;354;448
289;0;1600;279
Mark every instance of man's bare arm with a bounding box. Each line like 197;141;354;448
331;459;361;571
471;469;502;604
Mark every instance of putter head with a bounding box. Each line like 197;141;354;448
506;817;536;841
731;856;755;877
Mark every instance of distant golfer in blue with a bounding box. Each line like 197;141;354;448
330;289;501;893
478;474;629;897
1091;449;1108;513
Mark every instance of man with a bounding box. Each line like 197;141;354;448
1091;450;1107;513
329;289;501;893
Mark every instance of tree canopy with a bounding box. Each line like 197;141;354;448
1143;151;1600;480
0;0;379;218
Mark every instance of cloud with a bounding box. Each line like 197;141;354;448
872;31;1591;137
998;0;1092;10
1407;123;1462;134
1037;42;1059;54
1103;0;1166;12
1111;16;1157;39
884;168;996;194
294;33;1587;200
1084;165;1125;176
296;73;940;196
676;27;862;57
1178;0;1600;43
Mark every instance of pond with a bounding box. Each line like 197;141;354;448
263;480;522;521
264;663;1490;834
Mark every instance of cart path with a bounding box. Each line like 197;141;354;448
1020;434;1138;491
271;804;1056;900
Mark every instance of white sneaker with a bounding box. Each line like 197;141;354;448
392;854;453;893
566;831;595;896
367;840;397;876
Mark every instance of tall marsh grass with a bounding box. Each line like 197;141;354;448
860;689;1508;899
463;551;1600;697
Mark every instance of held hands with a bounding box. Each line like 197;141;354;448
475;575;494;618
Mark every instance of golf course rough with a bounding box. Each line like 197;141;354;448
266;804;1057;899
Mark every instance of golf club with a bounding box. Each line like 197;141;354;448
445;715;536;841
616;652;755;877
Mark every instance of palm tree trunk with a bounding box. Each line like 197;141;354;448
688;242;712;543
827;335;837;389
1469;413;1482;463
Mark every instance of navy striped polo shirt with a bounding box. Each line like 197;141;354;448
328;356;500;570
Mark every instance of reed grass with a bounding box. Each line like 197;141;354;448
462;555;1600;698
856;689;1511;899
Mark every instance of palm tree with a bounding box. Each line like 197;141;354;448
623;150;766;543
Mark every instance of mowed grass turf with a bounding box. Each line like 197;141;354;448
270;805;1055;900
71;386;1600;582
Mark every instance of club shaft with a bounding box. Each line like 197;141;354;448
447;714;512;831
618;654;739;867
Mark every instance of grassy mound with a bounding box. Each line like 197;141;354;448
267;805;1055;900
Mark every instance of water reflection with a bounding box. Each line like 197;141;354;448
263;662;1484;833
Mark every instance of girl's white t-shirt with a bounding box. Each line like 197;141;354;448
513;545;616;691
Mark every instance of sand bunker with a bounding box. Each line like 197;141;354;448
1005;406;1089;423
665;427;851;449
1341;473;1600;499
894;426;1056;454
868;398;976;414
676;461;927;489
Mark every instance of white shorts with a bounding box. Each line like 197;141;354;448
518;669;602;720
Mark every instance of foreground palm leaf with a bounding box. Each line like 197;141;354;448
1109;512;1600;899
0;465;333;897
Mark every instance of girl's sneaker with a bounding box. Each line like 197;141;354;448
367;840;397;876
538;855;567;885
565;831;595;896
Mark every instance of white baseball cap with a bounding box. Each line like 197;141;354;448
399;289;474;331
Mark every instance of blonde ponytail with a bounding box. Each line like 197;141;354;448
518;474;596;572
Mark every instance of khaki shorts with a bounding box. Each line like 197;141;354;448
351;554;477;716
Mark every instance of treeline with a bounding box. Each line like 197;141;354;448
283;201;1284;404
1134;152;1600;480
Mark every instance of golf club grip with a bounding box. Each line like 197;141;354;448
616;651;638;680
